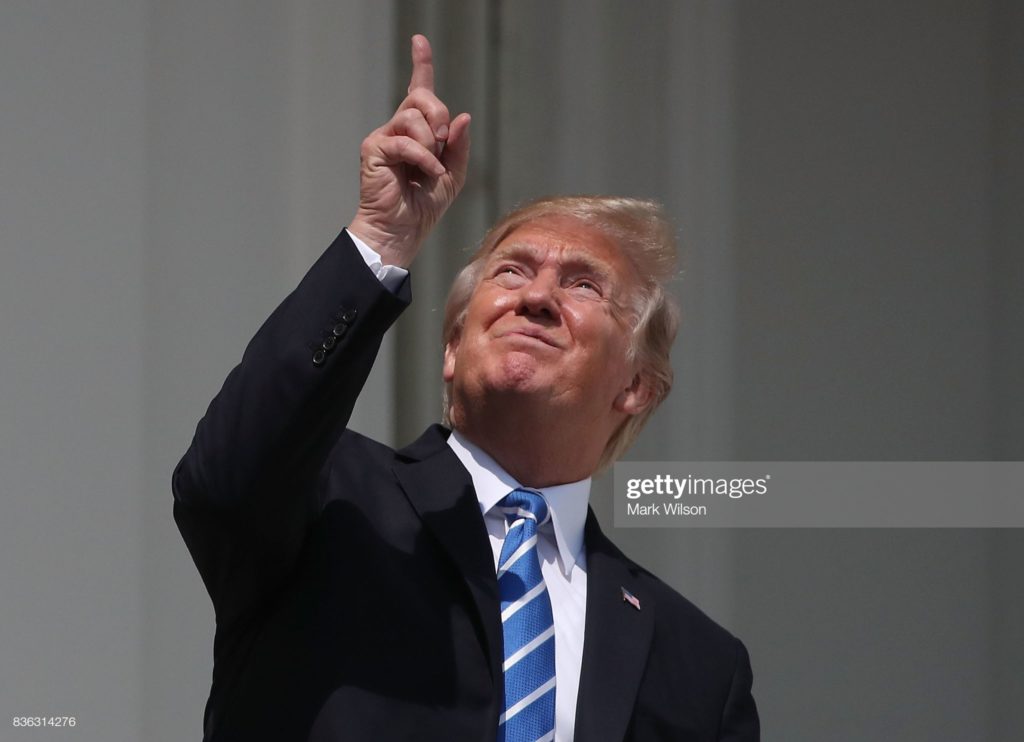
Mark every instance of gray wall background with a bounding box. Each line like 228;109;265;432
1;1;1020;741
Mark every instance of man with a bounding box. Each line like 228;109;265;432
174;35;759;742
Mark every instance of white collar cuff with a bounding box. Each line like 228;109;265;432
447;429;590;577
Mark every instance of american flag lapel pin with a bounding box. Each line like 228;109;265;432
621;586;641;611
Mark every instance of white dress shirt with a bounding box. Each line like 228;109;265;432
447;431;589;742
348;228;591;741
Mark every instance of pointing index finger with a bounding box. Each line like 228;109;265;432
407;34;435;94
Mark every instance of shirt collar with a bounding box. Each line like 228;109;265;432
447;429;590;576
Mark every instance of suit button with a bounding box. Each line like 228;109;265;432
321;335;337;351
332;323;348;337
340;308;357;324
312;349;327;367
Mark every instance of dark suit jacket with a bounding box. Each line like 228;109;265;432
173;230;759;741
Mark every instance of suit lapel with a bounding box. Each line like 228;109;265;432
392;425;504;686
574;508;655;742
394;430;654;738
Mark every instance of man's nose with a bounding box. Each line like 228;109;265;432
515;271;560;320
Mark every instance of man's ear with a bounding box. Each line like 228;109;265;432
442;336;459;383
613;372;653;417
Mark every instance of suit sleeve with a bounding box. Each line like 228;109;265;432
718;638;761;741
171;230;410;627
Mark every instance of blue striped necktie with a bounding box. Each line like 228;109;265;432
496;488;556;742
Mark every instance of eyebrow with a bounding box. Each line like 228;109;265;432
489;242;615;282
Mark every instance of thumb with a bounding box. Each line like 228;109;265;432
441;113;471;187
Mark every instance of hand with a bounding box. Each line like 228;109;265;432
347;34;471;268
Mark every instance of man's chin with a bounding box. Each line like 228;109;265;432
494;351;547;389
454;350;557;400
459;356;546;400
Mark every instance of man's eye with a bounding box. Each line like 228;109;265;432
572;279;601;294
492;265;527;285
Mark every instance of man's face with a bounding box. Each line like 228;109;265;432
443;215;651;428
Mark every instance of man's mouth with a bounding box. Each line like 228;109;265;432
497;327;562;349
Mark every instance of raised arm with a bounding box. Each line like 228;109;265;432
172;35;469;622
